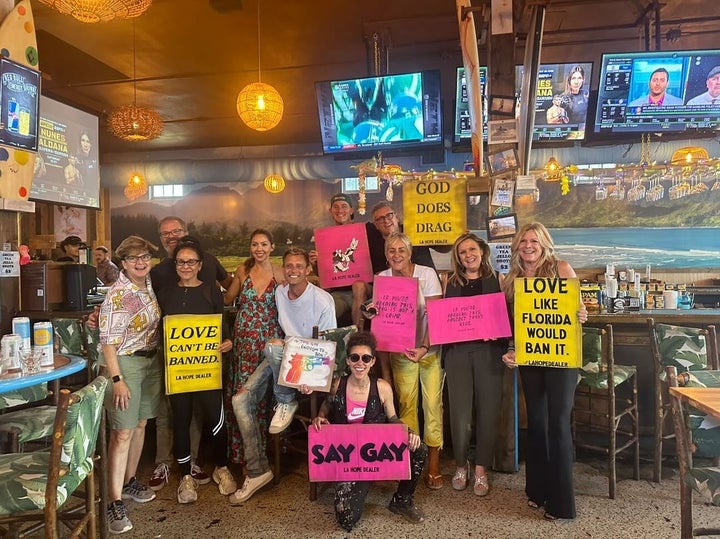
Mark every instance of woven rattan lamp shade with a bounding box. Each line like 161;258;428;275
237;82;284;132
263;174;285;193
108;104;163;142
39;0;152;23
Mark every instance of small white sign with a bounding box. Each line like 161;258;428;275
0;251;20;277
489;242;512;273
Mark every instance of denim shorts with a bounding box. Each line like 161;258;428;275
104;353;162;430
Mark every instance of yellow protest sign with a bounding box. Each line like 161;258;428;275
164;313;223;394
402;177;467;246
514;277;582;368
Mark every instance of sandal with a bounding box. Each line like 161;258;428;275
473;474;489;497
425;473;443;490
528;500;541;509
544;512;557;521
451;467;468;491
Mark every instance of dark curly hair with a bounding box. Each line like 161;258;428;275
346;331;378;356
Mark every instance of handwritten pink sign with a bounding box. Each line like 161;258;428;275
308;423;410;482
372;275;418;353
426;292;512;345
315;223;372;289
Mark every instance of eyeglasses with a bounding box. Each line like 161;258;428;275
124;254;152;263
348;353;374;364
159;228;185;238
176;259;200;267
373;211;395;224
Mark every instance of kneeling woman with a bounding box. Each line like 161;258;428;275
311;331;427;532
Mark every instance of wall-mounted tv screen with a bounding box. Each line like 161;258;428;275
516;62;593;141
594;49;720;135
454;66;488;144
0;57;40;151
30;96;100;209
315;70;442;154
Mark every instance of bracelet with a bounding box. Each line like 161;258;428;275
419;344;429;352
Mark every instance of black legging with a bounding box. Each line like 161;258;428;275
170;389;228;476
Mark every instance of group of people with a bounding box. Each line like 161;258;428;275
95;199;588;534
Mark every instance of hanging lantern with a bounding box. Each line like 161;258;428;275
264;174;285;194
237;82;284;132
124;171;148;201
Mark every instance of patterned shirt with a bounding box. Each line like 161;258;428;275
99;271;160;355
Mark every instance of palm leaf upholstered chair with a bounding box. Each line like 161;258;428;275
648;319;719;482
271;325;357;500
0;376;108;539
666;366;720;538
0;384;55;453
574;324;639;498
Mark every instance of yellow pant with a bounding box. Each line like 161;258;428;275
390;349;444;448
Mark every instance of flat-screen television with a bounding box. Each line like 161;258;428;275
315;70;442;154
516;62;594;141
594;49;720;135
453;66;488;144
30;96;101;209
0;57;41;151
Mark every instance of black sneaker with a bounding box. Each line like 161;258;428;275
107;500;133;535
388;498;425;524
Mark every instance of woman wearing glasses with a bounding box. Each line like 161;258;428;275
100;236;163;535
311;331;427;532
222;229;285;466
155;237;236;505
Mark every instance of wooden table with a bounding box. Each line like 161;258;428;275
668;387;720;419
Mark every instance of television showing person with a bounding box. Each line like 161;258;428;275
546;94;570;124
562;65;589;125
686;66;720;105
629;67;683;106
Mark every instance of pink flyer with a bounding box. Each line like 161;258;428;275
426;292;512;345
315;223;372;289
372;275;418;352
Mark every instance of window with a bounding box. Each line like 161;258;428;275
150;184;184;199
342;176;380;193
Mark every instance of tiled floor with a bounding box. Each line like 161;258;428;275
114;450;718;539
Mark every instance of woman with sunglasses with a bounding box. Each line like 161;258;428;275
444;233;508;496
311;331;427;532
156;237;236;505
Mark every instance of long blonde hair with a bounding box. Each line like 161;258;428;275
448;233;495;287
501;222;558;300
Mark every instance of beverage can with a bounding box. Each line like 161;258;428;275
12;317;31;352
1;334;22;371
33;322;55;368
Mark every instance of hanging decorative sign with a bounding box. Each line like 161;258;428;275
402;176;467;246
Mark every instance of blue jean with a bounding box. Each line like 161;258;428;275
230;342;296;476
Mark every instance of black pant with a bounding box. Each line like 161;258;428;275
169;389;228;476
520;366;577;519
334;442;428;532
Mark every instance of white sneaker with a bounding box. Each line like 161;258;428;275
268;401;299;434
177;475;197;504
228;470;274;505
212;466;237;496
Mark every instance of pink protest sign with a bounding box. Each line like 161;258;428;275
315;223;372;289
372;275;418;353
308;423;411;482
426;292;512;345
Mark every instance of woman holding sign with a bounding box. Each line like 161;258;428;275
501;222;587;521
377;232;444;489
156;238;236;505
444;233;507;496
311;331;427;532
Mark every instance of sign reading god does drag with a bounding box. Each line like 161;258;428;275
164;313;222;394
403;177;467;246
514;278;582;368
308;423;411;482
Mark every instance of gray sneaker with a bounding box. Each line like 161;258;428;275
388;497;425;524
121;476;156;503
107;500;133;535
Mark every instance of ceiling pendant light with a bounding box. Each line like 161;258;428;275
39;0;153;23
124;170;148;201
236;0;283;131
263;174;285;194
108;20;163;141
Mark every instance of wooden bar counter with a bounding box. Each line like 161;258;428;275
586;309;720;431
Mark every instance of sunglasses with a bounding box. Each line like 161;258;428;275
348;353;374;364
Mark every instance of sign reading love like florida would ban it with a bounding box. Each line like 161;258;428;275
308;423;411;482
314;223;372;289
514;278;582;368
164;313;223;394
402;177;467;246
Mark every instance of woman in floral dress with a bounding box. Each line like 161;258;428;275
223;229;285;464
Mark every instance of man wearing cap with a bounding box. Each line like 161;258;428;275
309;193;368;327
687;66;720;105
56;235;85;262
95;246;120;285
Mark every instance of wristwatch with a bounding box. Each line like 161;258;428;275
112;374;124;383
